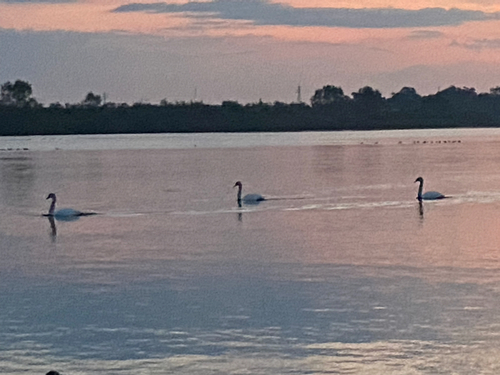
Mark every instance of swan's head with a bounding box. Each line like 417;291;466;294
414;177;424;184
233;181;242;189
46;193;56;200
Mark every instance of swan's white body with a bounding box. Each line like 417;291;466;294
45;193;86;218
54;208;83;217
415;177;445;201
234;181;265;204
242;193;265;203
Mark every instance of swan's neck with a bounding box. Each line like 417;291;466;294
48;197;56;215
417;180;424;200
237;185;242;202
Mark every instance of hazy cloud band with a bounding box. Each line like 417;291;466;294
113;0;498;28
0;0;76;3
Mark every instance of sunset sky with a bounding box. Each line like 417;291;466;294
2;0;500;104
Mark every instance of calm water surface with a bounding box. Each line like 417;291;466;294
2;129;500;374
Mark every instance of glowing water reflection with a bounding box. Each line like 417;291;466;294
1;130;500;374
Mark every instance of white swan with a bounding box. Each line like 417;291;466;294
44;193;95;219
233;181;265;205
414;177;445;201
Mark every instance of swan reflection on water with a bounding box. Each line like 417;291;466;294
236;200;244;222
47;215;57;240
43;193;97;240
234;181;266;222
418;200;424;219
46;207;84;241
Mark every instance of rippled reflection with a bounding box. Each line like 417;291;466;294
1;132;500;374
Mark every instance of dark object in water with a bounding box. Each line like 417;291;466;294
233;181;265;205
46;371;60;375
44;193;97;219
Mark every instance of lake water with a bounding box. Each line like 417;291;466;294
2;129;500;374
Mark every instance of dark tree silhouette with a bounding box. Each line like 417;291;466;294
388;87;422;112
82;92;102;107
4;79;500;135
310;85;349;106
352;86;384;102
490;87;500;96
0;80;36;107
436;86;477;100
352;86;386;120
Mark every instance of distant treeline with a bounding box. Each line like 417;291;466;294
2;80;500;135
